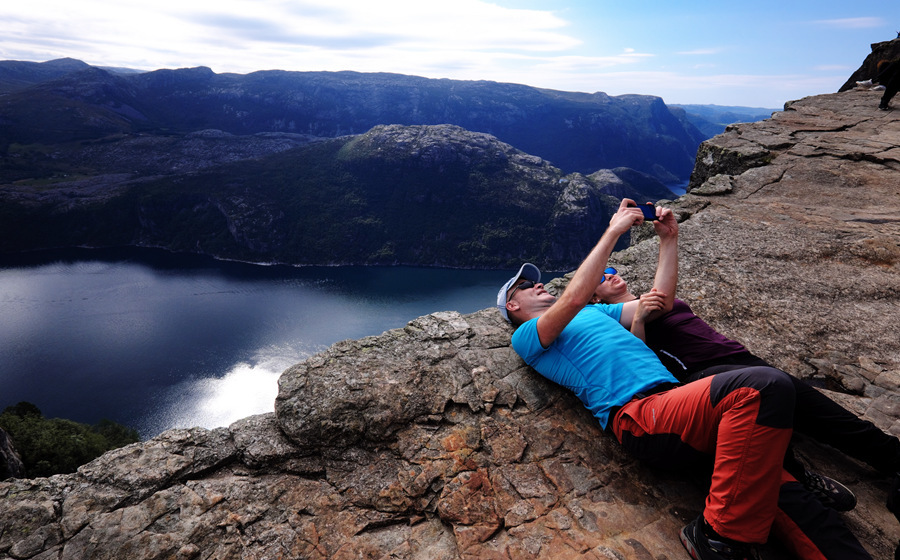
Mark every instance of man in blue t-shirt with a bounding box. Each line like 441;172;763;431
497;199;871;560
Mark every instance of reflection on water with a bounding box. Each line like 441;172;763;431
149;345;305;435
0;248;534;438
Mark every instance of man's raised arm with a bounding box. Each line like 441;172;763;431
536;199;645;347
618;207;679;328
650;208;679;310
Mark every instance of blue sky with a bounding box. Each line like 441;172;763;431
1;0;897;108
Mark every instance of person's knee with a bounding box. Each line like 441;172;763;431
752;366;794;392
710;367;795;428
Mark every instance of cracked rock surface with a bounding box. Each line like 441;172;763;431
2;88;900;559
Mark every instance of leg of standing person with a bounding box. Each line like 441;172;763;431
880;73;900;109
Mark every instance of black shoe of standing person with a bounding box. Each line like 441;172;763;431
680;515;761;560
802;469;857;511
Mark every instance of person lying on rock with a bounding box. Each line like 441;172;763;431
497;198;872;560
589;236;900;526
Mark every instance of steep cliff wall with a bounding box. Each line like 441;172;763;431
0;124;666;269
0;428;24;480
1;87;899;559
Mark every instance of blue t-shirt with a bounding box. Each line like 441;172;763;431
511;303;678;428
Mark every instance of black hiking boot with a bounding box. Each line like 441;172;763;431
802;469;857;511
680;515;760;560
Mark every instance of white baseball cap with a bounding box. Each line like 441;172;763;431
496;263;541;322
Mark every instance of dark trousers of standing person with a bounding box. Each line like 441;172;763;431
611;367;872;559
688;355;900;478
879;62;900;109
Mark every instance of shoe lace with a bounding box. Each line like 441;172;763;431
804;471;831;494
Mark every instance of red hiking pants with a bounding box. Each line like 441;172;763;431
611;366;794;543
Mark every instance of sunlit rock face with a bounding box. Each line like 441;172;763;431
2;87;900;559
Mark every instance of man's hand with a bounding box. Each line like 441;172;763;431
536;197;643;347
630;288;667;341
637;289;667;319
609;198;645;235
653;207;678;240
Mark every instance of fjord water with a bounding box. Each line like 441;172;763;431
0;248;517;438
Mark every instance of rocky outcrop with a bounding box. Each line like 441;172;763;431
2;87;900;559
674;87;900;396
840;38;900;92
0;312;708;560
0;428;24;480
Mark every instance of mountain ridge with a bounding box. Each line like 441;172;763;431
1;58;704;180
2;57;782;269
0;122;676;270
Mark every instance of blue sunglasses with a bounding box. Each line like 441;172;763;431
598;267;617;284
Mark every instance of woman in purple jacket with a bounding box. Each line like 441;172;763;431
592;268;900;517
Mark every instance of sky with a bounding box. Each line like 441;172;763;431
1;0;898;108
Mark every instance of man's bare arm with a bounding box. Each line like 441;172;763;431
536;199;644;347
629;289;666;342
619;207;679;327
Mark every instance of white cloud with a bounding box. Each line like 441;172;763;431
0;0;582;73
812;17;885;29
0;1;882;110
546;69;845;107
677;48;721;56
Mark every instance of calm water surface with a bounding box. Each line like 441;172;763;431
0;248;526;438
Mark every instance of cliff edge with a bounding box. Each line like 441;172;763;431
1;88;899;559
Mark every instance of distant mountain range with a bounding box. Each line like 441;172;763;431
0;58;774;268
0;58;708;181
670;104;780;137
